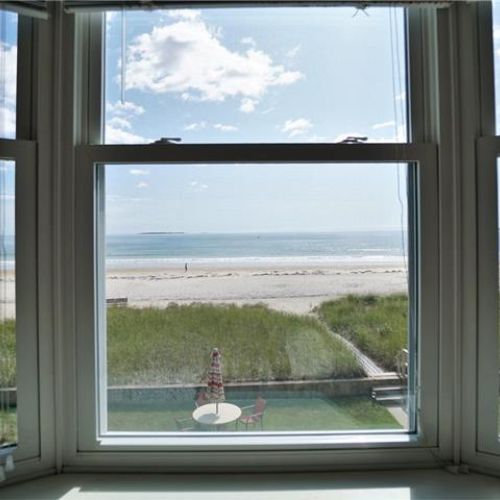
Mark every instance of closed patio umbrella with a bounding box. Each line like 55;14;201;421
207;347;225;413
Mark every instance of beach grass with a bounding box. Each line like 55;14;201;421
0;409;17;446
315;294;408;372
0;319;15;388
108;396;402;432
107;303;364;386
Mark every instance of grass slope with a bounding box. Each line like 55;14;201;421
107;303;363;386
315;294;408;372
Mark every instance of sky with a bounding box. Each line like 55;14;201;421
0;10;17;236
103;6;409;234
1;6;411;235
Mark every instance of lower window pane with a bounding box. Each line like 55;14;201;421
99;163;415;434
0;160;16;446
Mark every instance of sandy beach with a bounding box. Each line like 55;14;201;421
0;261;408;319
105;261;408;315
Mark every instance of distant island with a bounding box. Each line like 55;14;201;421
139;231;185;235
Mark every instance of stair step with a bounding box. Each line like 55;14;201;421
372;386;406;393
373;395;407;404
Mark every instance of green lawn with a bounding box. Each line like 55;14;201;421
0;409;17;446
0;319;15;387
108;396;403;432
107;303;363;386
315;294;408;372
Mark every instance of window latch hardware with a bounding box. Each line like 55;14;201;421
151;137;182;145
338;136;368;144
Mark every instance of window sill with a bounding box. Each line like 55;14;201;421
97;431;423;451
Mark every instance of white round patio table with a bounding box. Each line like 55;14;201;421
192;403;241;426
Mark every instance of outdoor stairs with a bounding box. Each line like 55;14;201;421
371;385;407;406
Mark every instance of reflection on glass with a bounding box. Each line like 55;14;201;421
100;163;413;433
0;160;16;446
104;7;407;144
0;10;18;139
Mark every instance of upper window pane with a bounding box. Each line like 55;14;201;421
103;7;408;144
0;10;18;139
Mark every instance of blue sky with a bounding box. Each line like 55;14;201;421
104;6;409;234
0;10;17;236
1;7;410;235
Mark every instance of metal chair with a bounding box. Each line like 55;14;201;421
237;396;266;431
175;417;196;432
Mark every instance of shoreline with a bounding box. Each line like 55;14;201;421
0;261;409;318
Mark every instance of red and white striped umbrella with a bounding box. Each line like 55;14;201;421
207;347;225;412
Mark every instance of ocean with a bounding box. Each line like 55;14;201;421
104;231;407;269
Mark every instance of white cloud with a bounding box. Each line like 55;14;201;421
106;100;145;116
0;106;16;138
184;121;207;131
0;194;14;201
0;43;17;107
108;116;132;130
190;180;208;192
125;16;302;108
372;120;396;130
168;9;201;21
371;124;407;143
105;100;148;144
129;168;150;176
281;118;313;137
286;44;301;58
240;98;257;113
213;123;238;132
136;181;149;189
494;26;500;39
105;124;150;144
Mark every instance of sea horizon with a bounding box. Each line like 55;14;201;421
104;230;408;269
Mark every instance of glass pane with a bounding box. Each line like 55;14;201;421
103;7;407;144
0;10;18;139
498;159;500;439
99;162;414;434
0;160;16;446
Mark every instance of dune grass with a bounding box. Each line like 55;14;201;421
0;409;17;445
315;294;408;372
107;303;363;386
0;319;15;388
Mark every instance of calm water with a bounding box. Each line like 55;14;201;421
105;231;407;268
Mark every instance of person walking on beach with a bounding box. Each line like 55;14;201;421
185;262;188;273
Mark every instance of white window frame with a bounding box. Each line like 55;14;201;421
0;139;39;463
0;10;41;467
471;1;500;463
63;4;444;470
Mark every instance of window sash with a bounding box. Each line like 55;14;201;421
73;141;439;454
0;139;39;462
476;136;500;456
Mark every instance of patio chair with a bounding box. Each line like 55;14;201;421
237;396;266;431
175;417;196;432
195;391;209;408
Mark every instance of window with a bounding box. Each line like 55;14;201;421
0;159;15;448
0;10;17;139
0;8;39;465
74;4;438;457
103;7;408;145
